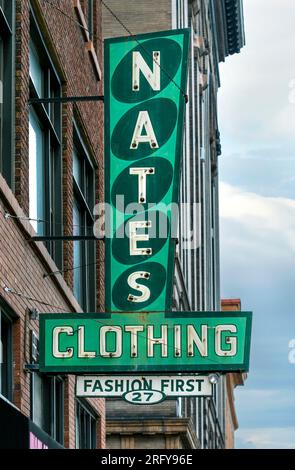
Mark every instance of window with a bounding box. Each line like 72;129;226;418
0;1;15;187
76;399;97;449
87;0;94;41
0;308;13;401
0;35;3;168
29;12;62;266
31;374;64;445
73;124;96;311
29;109;45;233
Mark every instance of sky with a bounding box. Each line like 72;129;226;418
218;0;295;449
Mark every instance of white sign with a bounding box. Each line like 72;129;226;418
76;375;212;401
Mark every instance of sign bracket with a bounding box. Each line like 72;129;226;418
29;235;104;242
29;95;104;105
24;364;39;372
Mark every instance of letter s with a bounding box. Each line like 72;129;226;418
127;271;151;303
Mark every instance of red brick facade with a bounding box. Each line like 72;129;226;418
221;299;247;449
0;0;105;448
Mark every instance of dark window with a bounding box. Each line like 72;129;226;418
29;11;62;267
73;123;96;311
0;309;13;401
31;374;64;445
87;0;94;41
0;35;3;167
76;399;97;449
0;1;15;188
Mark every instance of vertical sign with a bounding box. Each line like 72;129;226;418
104;29;190;312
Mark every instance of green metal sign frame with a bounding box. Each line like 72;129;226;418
39;311;252;374
104;29;190;312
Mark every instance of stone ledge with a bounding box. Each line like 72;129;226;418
106;417;200;449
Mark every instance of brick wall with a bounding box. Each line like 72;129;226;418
15;0;30;214
0;0;105;448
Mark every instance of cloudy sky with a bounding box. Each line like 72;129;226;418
218;0;295;448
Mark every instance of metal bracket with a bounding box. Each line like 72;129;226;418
24;363;39;372
29;95;104;105
26;307;39;320
29;235;104;242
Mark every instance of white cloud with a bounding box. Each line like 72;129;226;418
270;105;295;139
236;427;295;449
235;388;295;418
220;182;295;256
220;184;295;440
218;0;295;146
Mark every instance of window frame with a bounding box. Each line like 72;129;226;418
72;122;96;312
75;398;97;449
30;373;64;445
0;1;15;188
29;9;63;267
87;0;94;41
0;307;14;402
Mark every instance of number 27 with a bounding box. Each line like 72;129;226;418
132;392;153;402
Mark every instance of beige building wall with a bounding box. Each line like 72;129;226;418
107;419;199;449
102;0;172;38
222;299;247;449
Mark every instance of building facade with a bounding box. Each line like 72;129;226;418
221;298;247;449
0;0;105;448
103;0;245;449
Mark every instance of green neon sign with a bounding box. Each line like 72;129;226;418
104;29;190;312
39;311;252;373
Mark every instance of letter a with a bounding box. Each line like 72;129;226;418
130;111;159;149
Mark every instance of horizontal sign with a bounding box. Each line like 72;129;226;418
76;375;212;399
39;311;252;373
